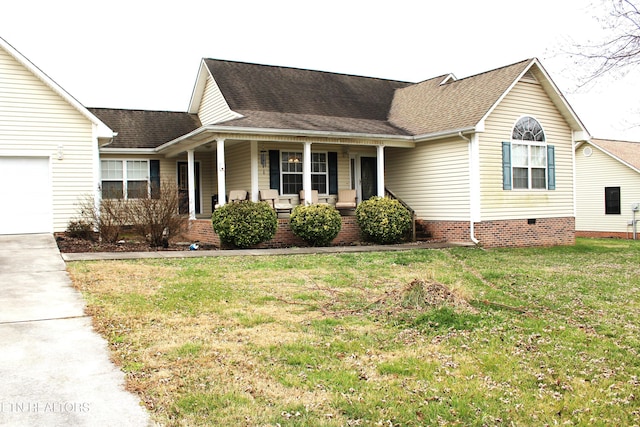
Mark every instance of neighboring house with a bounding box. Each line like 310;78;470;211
0;36;591;247
575;138;640;239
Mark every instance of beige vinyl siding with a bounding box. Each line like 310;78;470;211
198;75;240;125
385;137;470;220
480;80;574;220
575;143;640;233
224;142;252;196
0;47;96;232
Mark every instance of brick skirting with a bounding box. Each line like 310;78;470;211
186;216;362;249
576;230;637;239
417;217;575;248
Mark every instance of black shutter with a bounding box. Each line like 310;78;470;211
269;150;280;192
328;152;338;194
150;160;160;199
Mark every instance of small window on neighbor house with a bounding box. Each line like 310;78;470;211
605;187;621;215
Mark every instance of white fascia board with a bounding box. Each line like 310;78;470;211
187;59;210;114
413;126;477;143
99;148;158;155
0;37;114;139
155;125;416;154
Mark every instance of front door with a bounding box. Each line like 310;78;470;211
360;157;377;202
177;162;201;215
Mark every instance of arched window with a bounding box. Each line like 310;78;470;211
508;116;552;190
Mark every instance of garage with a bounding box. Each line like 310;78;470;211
0;157;52;234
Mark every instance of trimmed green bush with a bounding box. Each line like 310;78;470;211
211;201;277;248
289;204;342;246
356;197;412;244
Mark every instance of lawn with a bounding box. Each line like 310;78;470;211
67;239;640;426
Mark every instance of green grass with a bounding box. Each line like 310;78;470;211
67;238;640;426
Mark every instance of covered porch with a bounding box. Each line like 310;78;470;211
156;127;415;221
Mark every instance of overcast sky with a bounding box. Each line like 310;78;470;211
2;0;639;141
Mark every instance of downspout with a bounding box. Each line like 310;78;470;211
459;132;480;245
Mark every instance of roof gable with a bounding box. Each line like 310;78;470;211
0;37;113;140
589;138;640;173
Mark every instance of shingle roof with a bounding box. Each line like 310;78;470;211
203;59;411;121
388;59;533;135
591;138;640;172
89;108;201;149
204;58;535;137
219;109;411;136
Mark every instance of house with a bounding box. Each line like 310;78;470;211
575;138;640;239
0;36;590;247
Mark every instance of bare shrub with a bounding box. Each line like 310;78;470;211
74;195;129;243
128;180;188;247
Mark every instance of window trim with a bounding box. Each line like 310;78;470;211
605;186;621;215
100;159;150;199
509;116;549;191
279;150;329;195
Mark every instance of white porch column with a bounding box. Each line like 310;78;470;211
250;140;259;201
376;144;385;197
302;141;312;204
217;138;226;206
187;149;196;220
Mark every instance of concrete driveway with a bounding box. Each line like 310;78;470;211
0;234;151;427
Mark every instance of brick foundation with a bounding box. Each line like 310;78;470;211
576;230;636;239
417;217;575;248
187;216;362;249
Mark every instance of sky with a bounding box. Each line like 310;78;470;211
1;0;639;141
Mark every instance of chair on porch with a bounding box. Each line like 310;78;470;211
335;189;357;210
259;189;293;214
299;189;319;205
228;190;247;203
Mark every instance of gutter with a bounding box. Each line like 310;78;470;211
459;131;480;245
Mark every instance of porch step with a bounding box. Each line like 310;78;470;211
415;222;432;241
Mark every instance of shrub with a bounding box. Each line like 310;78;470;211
66;219;95;240
211;201;277;248
289;204;342;246
128;181;188;247
356;197;412;244
74;195;128;243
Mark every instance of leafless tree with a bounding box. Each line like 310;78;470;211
570;0;640;87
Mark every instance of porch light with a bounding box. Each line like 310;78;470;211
288;154;301;163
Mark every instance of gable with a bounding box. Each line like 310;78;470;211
587;138;640;173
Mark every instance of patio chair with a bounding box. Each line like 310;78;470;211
259;189;293;214
299;189;319;205
335;189;357;210
228;190;247;203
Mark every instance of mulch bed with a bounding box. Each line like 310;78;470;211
55;234;217;253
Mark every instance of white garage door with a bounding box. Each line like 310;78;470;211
0;157;52;234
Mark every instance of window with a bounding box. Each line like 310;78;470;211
281;152;303;194
280;151;329;194
605;187;621;215
503;117;555;190
101;160;149;199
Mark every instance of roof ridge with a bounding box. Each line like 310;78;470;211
203;58;414;84
88;107;193;114
438;58;534;86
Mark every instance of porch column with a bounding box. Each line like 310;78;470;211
217;138;226;206
376;145;385;197
302;141;312;204
187;149;196;220
250;140;259;201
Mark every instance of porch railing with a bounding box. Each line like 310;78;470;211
384;187;416;242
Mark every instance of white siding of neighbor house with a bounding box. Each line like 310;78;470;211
385;137;470;220
575;143;640;233
197;75;240;125
0;46;96;232
480;79;574;220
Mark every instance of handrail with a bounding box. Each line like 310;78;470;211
384;187;416;242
